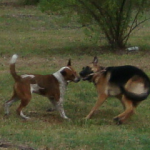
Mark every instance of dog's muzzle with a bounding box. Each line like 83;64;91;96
74;77;80;82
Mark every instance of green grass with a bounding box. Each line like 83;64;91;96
0;1;150;150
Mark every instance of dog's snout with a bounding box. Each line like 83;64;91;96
74;77;80;82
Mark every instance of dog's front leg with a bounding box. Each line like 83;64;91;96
55;98;69;120
86;93;108;119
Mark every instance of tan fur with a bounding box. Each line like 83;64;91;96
125;76;147;94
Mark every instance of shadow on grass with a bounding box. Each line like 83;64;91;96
42;45;115;56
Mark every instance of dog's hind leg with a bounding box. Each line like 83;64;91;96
16;94;31;120
5;93;19;115
85;93;108;119
114;95;134;124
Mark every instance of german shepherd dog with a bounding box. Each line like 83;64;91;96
80;57;150;124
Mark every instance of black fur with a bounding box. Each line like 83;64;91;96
104;65;150;101
105;65;150;87
80;66;93;81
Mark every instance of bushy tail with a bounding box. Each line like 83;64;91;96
10;54;21;81
120;86;150;101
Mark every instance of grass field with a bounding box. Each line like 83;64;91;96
0;1;150;150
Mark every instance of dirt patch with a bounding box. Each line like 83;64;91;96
0;141;35;150
28;110;64;124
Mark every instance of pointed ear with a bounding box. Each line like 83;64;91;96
92;56;98;64
67;59;71;66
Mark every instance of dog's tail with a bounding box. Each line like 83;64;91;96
10;54;21;82
120;86;150;101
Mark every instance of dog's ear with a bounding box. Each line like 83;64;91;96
93;56;98;64
67;59;71;66
61;69;67;76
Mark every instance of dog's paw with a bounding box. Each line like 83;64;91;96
4;114;9;119
84;117;89;121
24;116;31;120
63;117;71;122
85;115;91;120
67;118;72;122
113;117;123;125
46;108;56;112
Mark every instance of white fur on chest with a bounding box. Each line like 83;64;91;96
53;67;68;97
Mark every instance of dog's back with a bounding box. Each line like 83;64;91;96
103;65;150;102
106;65;150;87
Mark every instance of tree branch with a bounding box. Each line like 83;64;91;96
124;17;150;44
77;0;100;23
77;0;113;43
115;0;126;40
89;1;116;38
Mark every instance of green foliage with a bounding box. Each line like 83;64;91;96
39;0;150;49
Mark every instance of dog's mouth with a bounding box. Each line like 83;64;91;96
74;77;80;82
79;67;94;81
81;77;86;81
80;73;94;81
66;77;80;83
81;76;89;81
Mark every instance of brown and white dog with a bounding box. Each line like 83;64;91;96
5;54;80;120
